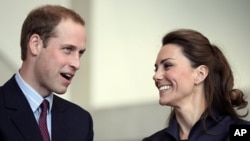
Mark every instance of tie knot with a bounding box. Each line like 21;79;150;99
40;100;49;113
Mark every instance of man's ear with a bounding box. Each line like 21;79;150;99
28;34;43;56
194;65;209;85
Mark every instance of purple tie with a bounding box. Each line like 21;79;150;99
39;100;50;141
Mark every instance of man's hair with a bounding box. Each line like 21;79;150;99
20;5;85;60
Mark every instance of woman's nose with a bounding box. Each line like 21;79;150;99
153;69;164;81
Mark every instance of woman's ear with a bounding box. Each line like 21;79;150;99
28;34;43;56
194;65;209;85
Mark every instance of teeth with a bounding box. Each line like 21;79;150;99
159;85;170;91
65;74;72;78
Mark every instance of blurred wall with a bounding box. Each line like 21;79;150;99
0;48;17;85
1;0;250;141
87;0;250;109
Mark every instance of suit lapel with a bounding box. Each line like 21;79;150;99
51;95;69;141
11;106;43;141
3;76;43;141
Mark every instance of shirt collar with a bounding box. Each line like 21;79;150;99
164;108;226;140
15;72;53;112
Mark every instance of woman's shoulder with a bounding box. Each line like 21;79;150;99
232;118;250;125
142;128;175;141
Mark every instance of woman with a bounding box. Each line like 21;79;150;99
143;29;249;141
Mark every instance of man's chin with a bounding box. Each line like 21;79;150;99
54;88;68;94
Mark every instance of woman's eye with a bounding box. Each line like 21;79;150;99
164;63;172;69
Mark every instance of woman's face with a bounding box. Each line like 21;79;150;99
153;44;198;107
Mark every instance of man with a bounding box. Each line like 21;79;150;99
0;5;93;141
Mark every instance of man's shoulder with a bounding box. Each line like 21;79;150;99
0;75;17;97
53;95;91;116
0;75;17;90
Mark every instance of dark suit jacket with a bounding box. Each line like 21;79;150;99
0;75;93;141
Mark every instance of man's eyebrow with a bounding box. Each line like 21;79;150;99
62;44;85;51
61;44;76;48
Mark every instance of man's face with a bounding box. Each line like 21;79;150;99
34;19;86;96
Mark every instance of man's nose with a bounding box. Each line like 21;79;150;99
70;55;80;70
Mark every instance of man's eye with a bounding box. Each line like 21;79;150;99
79;50;85;57
64;47;72;53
